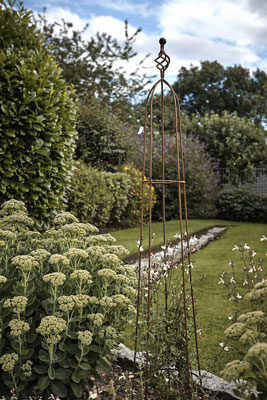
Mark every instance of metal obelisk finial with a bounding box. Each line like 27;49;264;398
154;37;170;78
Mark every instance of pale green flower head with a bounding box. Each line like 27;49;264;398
99;296;115;308
0;199;27;215
21;360;33;377
245;279;267;302
3;296;28;313
221;359;250;381
49;254;70;267
9;319;30;337
77;330;93;346
116;274;130;285
87;313;104;327
0;229;17;241
238;311;266;327
105;326;117;339
0;353;18;373
36;315;66;343
58;295;76;313
97;268;118;280
23;231;41;239
43;272;66;286
100;253;121;267
64;248;88;260
245;342;267;366
112;294;132;307
121;265;137;278
30;248;51;261
122;286;137;297
87;246;107;257
0;275;7;284
72;294;91;308
70;269;92;284
11;255;38;272
62;223;87;237
1;213;34;229
240;329;257;345
224;322;246;339
53;212;79;226
107;245;129;256
0;240;5;247
86;234;116;246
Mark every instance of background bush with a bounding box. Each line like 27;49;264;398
0;199;136;399
68;163;131;226
131;132;219;220
68;163;155;227
0;1;77;225
216;188;267;222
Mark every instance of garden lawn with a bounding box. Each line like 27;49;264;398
111;219;231;257
112;220;267;376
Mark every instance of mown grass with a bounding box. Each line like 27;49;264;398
112;220;267;376
111;219;232;257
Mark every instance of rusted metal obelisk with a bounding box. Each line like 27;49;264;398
133;38;202;399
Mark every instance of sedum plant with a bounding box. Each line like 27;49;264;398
221;279;267;399
0;199;137;399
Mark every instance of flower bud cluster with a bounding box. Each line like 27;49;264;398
0;353;18;373
107;245;129;256
70;269;92;283
49;254;70;267
77;330;93;346
21;360;33;377
58;295;76;312
87;313;104;327
222;360;250;381
30;248;51;261
64;248;88;260
97;268;117;280
62;223;86;237
4;296;28;313
0;275;7;284
43;272;66;286
11;255;38;272
53;212;79;226
9;319;30;337
105;326;117;339
0;229;17;241
36;316;66;344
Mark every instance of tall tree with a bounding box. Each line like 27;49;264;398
188;111;267;185
173;61;267;126
36;14;150;118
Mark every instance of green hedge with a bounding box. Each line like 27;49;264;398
68;163;156;227
216;188;267;222
0;2;77;224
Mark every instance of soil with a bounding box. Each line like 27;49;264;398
82;358;236;399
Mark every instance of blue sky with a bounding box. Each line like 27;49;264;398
22;0;267;83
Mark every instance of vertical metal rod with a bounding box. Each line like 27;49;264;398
173;89;192;399
177;100;202;386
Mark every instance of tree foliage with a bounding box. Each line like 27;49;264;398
36;14;149;116
173;61;267;126
189;111;267;185
0;0;77;223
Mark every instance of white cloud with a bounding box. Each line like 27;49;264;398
31;0;267;85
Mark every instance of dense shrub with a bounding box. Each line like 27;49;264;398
68;163;156;227
68;163;131;226
134;134;219;220
0;1;77;224
216;188;267;222
76;96;130;172
121;165;156;226
0;199;136;399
